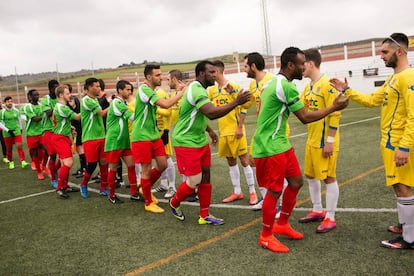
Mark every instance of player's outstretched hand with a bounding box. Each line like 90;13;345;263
329;77;349;92
236;89;251;105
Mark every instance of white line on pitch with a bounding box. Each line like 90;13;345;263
0;190;55;204
0;184;397;214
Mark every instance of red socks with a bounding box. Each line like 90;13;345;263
127;166;137;195
277;186;300;225
57;165;70;190
261;192;278;236
198;183;212;218
171;181;195;207
108;169;117;197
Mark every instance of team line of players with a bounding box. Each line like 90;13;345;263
1;33;413;252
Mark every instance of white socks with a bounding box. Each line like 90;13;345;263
166;157;176;189
307;178;322;212
229;165;241;194
325;181;339;220
243;165;256;193
253;166;267;198
397;196;414;243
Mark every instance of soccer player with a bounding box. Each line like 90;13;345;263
0;103;14;163
243;52;276;210
0;96;28;169
169;60;251;225
51;85;81;199
104;80;139;204
25;89;48;180
130;64;184;213
330;33;414;250
67;83;86;178
151;87;177;198
168;69;198;202
298;49;341;233
79;77;109;199
207;60;257;205
254;47;348;253
41;79;60;187
0;101;7;163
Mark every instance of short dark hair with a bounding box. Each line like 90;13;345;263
66;83;73;93
304;48;322;68
382;32;409;48
84;77;99;90
212;60;225;73
4;96;12;102
27;89;38;100
98;79;105;91
116;80;132;93
195;60;214;77
144;64;160;77
169;69;183;81
48;79;59;92
244;52;265;70
280;47;304;69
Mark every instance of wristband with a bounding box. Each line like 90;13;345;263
326;136;335;143
342;86;350;93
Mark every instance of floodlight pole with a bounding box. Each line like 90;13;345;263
14;66;20;106
261;0;272;56
56;63;60;82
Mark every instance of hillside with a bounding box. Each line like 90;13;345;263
0;53;247;91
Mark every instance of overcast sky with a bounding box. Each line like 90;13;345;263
1;0;413;76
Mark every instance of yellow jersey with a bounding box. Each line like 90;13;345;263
248;72;274;115
208;81;246;137
301;75;341;150
156;89;172;132
170;89;181;127
345;68;414;150
127;99;135;136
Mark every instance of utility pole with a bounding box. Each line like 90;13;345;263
14;66;20;106
56;63;60;82
261;0;272;56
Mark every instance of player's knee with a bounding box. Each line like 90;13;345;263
288;176;304;189
187;174;202;188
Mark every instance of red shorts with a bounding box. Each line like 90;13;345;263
43;130;56;155
26;135;43;149
131;139;166;164
254;148;301;192
4;135;23;147
83;139;106;163
106;149;132;163
52;134;73;159
174;145;211;176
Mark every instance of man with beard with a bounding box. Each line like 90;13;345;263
254;47;348;253
0;96;28;169
330;33;414;250
130;64;184;213
243;52;276;210
168;60;251;225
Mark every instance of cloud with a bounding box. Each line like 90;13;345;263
0;0;413;76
